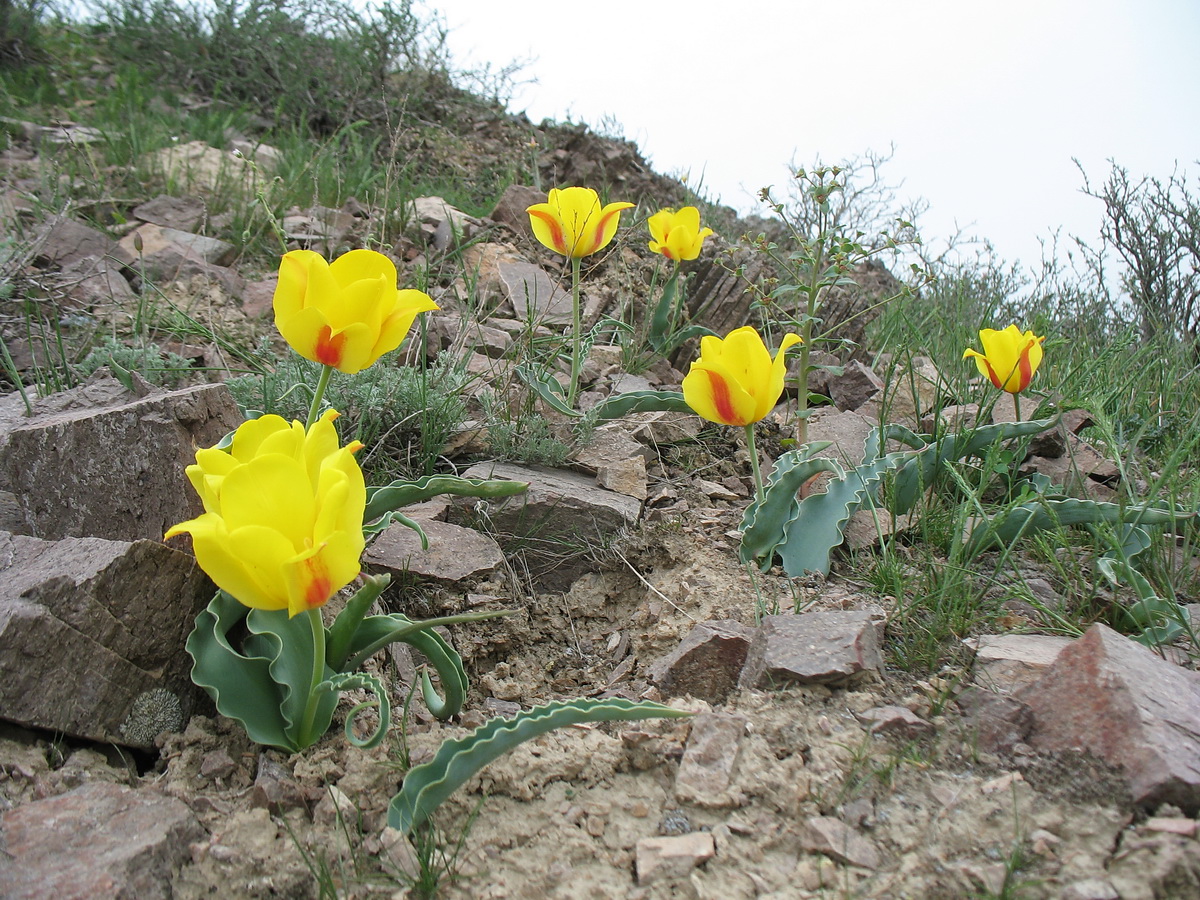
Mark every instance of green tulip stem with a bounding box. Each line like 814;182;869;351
568;255;583;408
306;364;334;431
1013;392;1022;423
745;424;765;505
298;607;327;747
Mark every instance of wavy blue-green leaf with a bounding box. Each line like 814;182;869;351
591;390;693;421
388;698;692;834
186;591;300;752
516;362;577;416
365;475;529;527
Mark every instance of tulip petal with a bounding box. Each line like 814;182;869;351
181;516;295;612
329;247;397;291
683;358;759;426
371;289;439;361
219;456;316;547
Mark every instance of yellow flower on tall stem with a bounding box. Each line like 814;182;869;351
647;206;713;262
167;409;368;749
273;248;438;426
526;187;634;406
682;325;802;501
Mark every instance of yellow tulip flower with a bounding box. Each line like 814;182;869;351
963;325;1046;393
526;187;634;258
166;410;366;618
647;206;714;261
682;326;802;427
273;249;438;374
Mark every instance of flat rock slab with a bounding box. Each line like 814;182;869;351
458;461;640;589
0;530;211;746
0;380;242;542
365;519;504;583
635;832;715;885
1017;623;1200;812
649;619;754;703
496;259;572;324
674;712;748;808
966;633;1074;694
799;816;881;869
739;609;885;690
0;781;203;899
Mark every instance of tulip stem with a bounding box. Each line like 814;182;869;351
306;364;334;430
745;424;766;505
568;255;583;407
298;607;328;747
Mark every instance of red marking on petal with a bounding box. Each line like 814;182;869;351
1016;340;1035;392
529;210;568;254
315;325;346;367
980;357;1005;391
303;557;333;609
706;369;744;426
585;209;622;256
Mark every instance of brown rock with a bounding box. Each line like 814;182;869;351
648;619;754;703
131;195;207;231
365;519;505;583
1017;623;1200;811
827;360;884;412
739;610;885;690
0;380;243;542
456;461;640;589
0;530;211;745
955;688;1035;753
489;184;545;235
32;217;117;268
798;816;881;869
0;781;203;899
856;705;934;738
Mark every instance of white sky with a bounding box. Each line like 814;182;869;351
439;0;1200;270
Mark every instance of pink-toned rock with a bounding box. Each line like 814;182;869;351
674;713;748;807
966;633;1074;694
0;781;203;899
739;610;885;689
955;688;1034;753
635;832;715;884
365;519;504;583
648;619;754;703
1017;623;1200;811
856;705;934;738
827;360;884;412
799;816;881;869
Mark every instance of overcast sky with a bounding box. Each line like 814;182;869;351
439;0;1200;271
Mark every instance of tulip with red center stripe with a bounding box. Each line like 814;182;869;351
166;409;366;619
683;326;802;501
963;325;1046;394
273;248;438;375
524;186;635;407
526;187;634;258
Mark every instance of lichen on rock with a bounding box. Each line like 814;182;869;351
119;688;184;746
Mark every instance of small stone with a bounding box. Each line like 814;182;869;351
635;832;715;884
798;816;881;869
1060;878;1120;900
675;713;748;808
739;609;885;689
856;705;934;738
648;619;754;703
199;748;237;780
